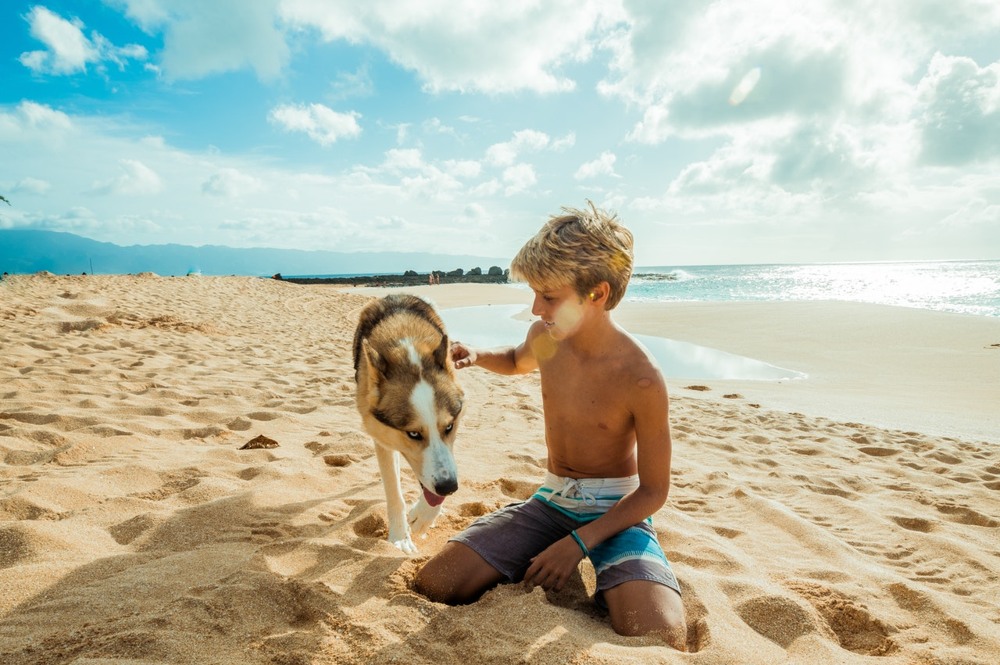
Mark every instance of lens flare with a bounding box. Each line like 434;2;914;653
552;300;583;333
729;67;761;106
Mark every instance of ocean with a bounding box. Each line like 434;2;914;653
624;260;1000;318
441;259;999;379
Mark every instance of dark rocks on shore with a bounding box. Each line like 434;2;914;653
278;267;509;287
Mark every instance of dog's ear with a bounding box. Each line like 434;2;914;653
433;333;449;370
362;338;388;383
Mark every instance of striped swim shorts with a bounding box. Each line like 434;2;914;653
450;473;680;602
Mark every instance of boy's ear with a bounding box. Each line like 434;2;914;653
588;282;610;304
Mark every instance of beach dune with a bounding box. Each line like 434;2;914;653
1;275;998;664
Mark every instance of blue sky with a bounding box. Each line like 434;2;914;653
2;1;999;266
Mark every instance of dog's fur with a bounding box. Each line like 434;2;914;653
353;294;464;553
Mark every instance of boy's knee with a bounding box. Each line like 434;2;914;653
606;582;687;648
413;558;472;605
413;562;450;603
611;610;687;650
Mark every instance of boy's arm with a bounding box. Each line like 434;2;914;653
452;321;543;375
522;369;673;592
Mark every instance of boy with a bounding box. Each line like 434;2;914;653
413;203;686;649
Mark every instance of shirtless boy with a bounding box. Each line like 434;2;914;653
413;203;687;649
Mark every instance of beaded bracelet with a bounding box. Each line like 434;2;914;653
569;530;590;558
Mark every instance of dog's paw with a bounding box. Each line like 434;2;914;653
408;500;441;536
389;535;418;554
387;526;418;554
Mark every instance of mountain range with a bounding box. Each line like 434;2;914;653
0;229;509;277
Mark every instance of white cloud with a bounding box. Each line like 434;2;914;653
575;151;618;180
91;159;163;196
279;0;622;93
19;6;146;76
0;102;74;138
20;6;98;74
443;160;482;179
502;164;537;195
202;169;264;198
108;0;286;80
268;103;362;145
916;54;1000;165
11;177;52;195
382;148;424;171
486;129;553;166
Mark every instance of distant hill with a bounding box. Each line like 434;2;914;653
0;229;509;277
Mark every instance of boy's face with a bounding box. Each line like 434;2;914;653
530;284;587;340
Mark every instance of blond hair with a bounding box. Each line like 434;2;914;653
510;201;634;310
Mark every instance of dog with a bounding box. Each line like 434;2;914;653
353;294;464;553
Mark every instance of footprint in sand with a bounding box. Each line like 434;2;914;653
735;594;831;648
858;446;899;457
323;454;356;468
890;515;935;533
352;512;388;539
498;478;536;500
458;501;494;517
785;581;898;656
933;501;999;527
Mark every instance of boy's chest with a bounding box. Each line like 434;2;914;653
539;357;633;430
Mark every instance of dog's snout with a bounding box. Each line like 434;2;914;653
435;476;458;497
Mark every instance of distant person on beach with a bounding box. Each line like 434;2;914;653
414;202;686;648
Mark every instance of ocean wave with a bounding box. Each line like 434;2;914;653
632;269;698;283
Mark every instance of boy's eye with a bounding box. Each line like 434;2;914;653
406;431;423;441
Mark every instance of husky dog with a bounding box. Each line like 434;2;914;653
353;294;464;553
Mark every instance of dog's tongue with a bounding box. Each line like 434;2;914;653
422;486;446;507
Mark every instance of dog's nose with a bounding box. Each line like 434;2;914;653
435;476;458;497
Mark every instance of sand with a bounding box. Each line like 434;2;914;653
1;274;998;665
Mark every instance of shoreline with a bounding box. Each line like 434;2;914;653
352;283;1000;443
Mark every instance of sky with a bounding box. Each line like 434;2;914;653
2;0;1000;267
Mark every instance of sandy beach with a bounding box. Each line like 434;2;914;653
2;274;999;664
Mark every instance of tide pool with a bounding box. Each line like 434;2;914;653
440;305;805;381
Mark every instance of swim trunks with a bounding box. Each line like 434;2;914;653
450;472;680;602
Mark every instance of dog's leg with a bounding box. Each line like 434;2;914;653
408;498;442;537
375;443;417;553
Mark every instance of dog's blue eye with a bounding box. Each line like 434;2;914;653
444;423;454;434
406;431;423;440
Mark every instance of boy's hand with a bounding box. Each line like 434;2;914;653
522;536;586;592
450;341;477;369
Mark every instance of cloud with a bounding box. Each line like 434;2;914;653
91;159;163;196
268;103;362;145
11;177;52;195
381;148;424;171
916;54;1000;165
502;164;537;195
486;130;553;167
19;5;147;76
279;0;621;93
575;151;618;180
110;0;287;81
0;102;74;138
202;169;264;198
443;160;482;179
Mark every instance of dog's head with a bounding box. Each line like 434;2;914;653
359;325;464;505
